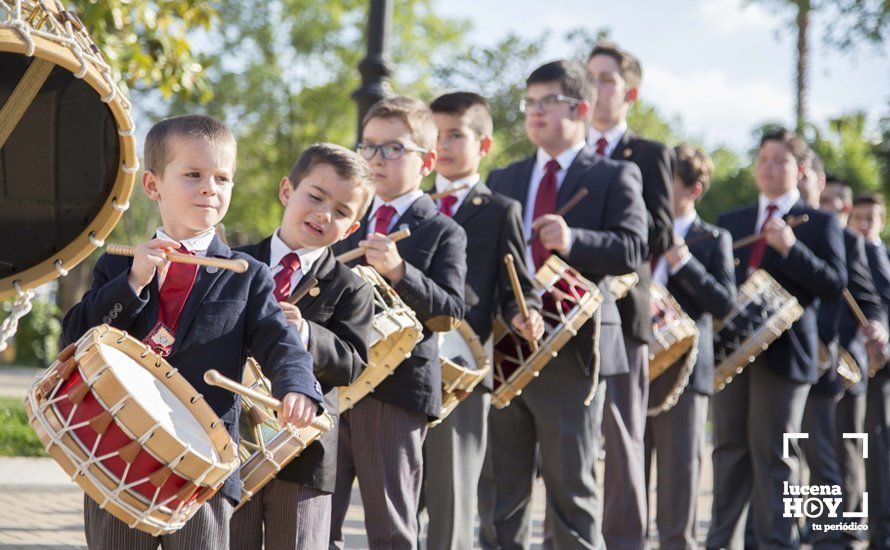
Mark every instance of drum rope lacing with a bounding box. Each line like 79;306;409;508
0;281;34;353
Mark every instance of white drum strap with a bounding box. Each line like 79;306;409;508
583;306;602;407
0;281;35;353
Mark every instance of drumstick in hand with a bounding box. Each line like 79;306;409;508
335;228;411;263
842;288;870;329
429;183;470;201
106;243;249;273
288;277;318;305
504;254;539;353
527;188;589;244
204;369;332;432
732;214;809;250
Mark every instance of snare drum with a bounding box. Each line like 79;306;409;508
649;282;698;380
491;256;602;409
837;347;863;389
234;358;334;508
609;273;639;301
337;265;422;411
434;321;490;425
713;269;803;392
25;325;238;535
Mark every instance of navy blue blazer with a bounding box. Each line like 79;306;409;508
236;241;372;493
487;144;648;377
865;242;890;380
654;217;735;397
62;235;323;502
815;228;883;395
718;200;847;383
332;194;467;419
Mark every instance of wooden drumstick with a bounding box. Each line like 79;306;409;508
527;188;589;244
0;59;54;150
335;228;412;263
429;183;470;201
288;276;318;305
842;288;870;329
682;228;720;247
203;369;332;431
106;244;249;273
504;254;538;353
732;214;809;250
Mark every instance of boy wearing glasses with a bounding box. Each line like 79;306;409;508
329;96;467;549
479;60;647;549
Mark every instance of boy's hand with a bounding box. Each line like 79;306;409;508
279;392;317;429
531;215;571;255
511;309;545;343
664;236;691;268
127;238;181;295
762;217;796;257
361;233;406;284
278;301;304;331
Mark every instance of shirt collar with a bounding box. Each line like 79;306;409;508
156;227;216;253
588;121;628;147
674;209;698;238
270;228;326;273
369;189;425;222
434;173;480;196
758;187;801;217
535;140;586;173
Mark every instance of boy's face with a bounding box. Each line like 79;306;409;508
434;112;491;181
755;140;800;200
524;81;587;150
672;175;701;215
143;136;235;239
819;183;848;217
587;54;635;127
362;116;436;202
850;204;884;242
279;164;363;250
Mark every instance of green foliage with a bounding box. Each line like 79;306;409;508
809;112;883;194
698;147;757;224
0;397;45;457
5;299;61;368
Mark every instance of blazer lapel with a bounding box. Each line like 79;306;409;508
500;156;535;208
609;130;635;162
557;145;597;207
394;194;436;235
172;235;231;353
453;182;491;226
761;200;808;272
296;248;335;309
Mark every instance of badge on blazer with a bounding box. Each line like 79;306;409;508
144;322;175;356
472;196;483;206
205;265;219;274
309;287;321;297
623;147;633;158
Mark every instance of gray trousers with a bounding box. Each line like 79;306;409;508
84;492;232;550
706;361;809;549
421;386;489;550
802;390;844;546
643;390;708;550
479;352;605;550
603;338;649;550
329;397;428;550
866;374;890;547
835;390;867;545
230;478;331;550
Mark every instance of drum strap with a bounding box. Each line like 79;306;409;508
144;246;198;355
583;306;602;406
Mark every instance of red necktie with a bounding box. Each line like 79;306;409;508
273;252;301;302
439;195;458;217
158;245;198;331
373;204;396;236
531;159;561;270
595;137;608;156
748;203;779;270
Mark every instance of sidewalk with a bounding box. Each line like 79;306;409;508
0;366;41;398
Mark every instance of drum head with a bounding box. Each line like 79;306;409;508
0;53;119;284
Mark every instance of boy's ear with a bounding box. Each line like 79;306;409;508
575;100;591;121
479;136;493;157
625;87;639;103
420;150;438;177
342;220;362;240
279;177;293;207
142;170;161;201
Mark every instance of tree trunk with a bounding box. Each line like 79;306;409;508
795;0;810;133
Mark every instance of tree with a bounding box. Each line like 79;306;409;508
810;112;884;193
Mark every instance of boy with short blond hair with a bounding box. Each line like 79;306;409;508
63;114;323;549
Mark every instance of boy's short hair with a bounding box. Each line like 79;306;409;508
362;96;437;151
759;128;809;164
853;192;886;217
807;150;825;177
288;143;375;221
430;92;493;138
526;60;596;105
674;144;714;196
587;42;642;90
144;115;236;175
825;175;853;204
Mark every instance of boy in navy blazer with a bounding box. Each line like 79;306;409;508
328;97;467;549
422;92;543;550
62;115;323;550
232;143;375;550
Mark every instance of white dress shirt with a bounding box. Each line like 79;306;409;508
755;187;800;233
269;228;325;346
434;173;481;213
588;120;628;158
652;210;697;286
523;140;586;273
367;189;425;237
155;227;215;288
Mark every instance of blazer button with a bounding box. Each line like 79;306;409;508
114;303;123;312
109;311;117;319
102;316;111;324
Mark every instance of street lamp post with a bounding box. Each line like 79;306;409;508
352;0;393;143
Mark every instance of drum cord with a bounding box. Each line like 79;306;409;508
0;281;35;353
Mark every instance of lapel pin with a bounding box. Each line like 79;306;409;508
205;265;218;274
472;196;483;206
309;287;321;297
398;223;409;232
623;148;632;158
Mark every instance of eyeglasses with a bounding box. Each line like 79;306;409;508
519;94;582;114
356;141;428;161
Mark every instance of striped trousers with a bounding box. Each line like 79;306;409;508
230;478;331;550
83;491;232;550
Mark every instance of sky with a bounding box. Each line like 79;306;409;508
436;0;890;152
